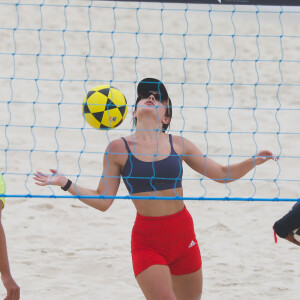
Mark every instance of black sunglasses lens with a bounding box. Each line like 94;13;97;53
152;93;160;100
141;92;162;101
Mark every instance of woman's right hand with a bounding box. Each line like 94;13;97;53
34;169;67;187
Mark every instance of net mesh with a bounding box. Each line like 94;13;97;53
0;0;300;201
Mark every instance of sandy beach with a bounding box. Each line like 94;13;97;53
0;1;299;299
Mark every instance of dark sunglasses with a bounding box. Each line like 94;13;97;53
136;92;172;118
138;91;168;102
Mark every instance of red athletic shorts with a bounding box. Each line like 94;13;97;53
131;206;202;277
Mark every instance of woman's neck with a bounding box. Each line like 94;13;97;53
133;127;165;141
134;118;164;139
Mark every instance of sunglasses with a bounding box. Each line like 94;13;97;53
136;92;172;118
138;91;168;102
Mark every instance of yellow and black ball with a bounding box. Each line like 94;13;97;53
82;85;127;129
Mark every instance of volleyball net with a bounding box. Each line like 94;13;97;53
0;0;300;201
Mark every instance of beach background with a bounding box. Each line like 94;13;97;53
0;0;299;299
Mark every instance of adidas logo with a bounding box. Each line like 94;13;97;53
188;240;196;248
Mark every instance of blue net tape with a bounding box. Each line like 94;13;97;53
0;2;300;201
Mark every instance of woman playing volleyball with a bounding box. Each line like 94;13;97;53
0;174;20;300
34;78;277;300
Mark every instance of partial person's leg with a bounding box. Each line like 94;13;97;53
171;268;203;300
136;265;177;300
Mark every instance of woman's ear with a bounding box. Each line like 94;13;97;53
162;116;171;126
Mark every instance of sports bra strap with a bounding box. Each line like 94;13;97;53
121;137;131;153
123;135;175;154
168;134;175;152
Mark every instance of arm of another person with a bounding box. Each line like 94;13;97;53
0;206;20;300
180;137;277;183
274;202;300;246
34;140;122;212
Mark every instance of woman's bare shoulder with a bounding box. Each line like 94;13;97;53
170;134;196;155
170;134;190;146
105;137;127;154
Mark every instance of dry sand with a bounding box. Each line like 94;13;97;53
0;1;299;299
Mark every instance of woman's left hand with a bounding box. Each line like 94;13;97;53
254;150;278;165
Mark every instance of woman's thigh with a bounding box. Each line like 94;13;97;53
136;265;177;300
171;268;203;300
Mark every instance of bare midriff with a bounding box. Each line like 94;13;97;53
132;187;184;217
